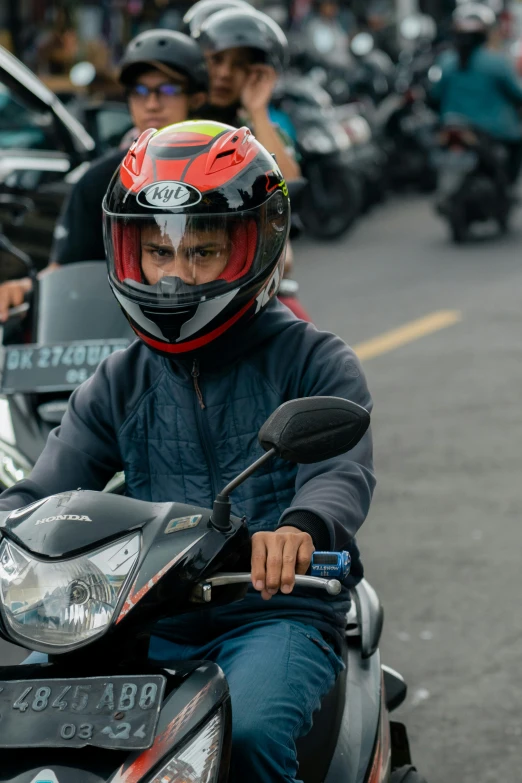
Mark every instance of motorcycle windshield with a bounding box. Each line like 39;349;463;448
34;261;132;344
0;263;133;395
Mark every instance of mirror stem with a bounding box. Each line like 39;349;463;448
211;448;276;532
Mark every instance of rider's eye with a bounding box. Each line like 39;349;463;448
158;84;183;97
132;84;149;98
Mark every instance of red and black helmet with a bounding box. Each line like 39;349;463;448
102;120;289;356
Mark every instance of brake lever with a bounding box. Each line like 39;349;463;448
193;572;342;604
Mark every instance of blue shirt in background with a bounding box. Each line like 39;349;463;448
431;46;522;141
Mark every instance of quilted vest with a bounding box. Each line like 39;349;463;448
118;357;297;532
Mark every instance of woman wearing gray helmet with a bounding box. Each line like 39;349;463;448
196;7;301;182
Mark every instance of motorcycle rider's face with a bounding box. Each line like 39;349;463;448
127;69;194;133
205;48;254;106
140;222;231;285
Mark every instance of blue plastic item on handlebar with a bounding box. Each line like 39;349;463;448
310;551;351;580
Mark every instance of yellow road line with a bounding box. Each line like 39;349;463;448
353;310;463;361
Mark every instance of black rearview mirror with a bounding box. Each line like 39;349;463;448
258;396;370;464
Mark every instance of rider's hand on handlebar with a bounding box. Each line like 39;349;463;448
0;278;33;323
251;527;315;601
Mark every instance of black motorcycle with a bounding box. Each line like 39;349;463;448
433;123;512;243
0;261;132;489
301;64;388;213
0;395;426;782
273;74;363;240
373;37;438;194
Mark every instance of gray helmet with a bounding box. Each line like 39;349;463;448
119;30;208;93
183;0;253;38
452;3;496;32
198;8;289;73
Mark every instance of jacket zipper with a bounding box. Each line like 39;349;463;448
191;359;222;500
191;360;205;410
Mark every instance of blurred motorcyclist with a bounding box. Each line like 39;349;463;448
196;8;301;182
301;0;353;69
0;30;207;321
431;3;522;184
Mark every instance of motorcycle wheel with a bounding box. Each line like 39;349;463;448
300;164;362;240
390;765;428;783
498;213;510;235
448;203;467;244
449;217;466;244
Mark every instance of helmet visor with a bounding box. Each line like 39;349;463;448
104;192;288;307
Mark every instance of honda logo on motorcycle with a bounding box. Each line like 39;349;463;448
35;515;92;526
137;181;202;209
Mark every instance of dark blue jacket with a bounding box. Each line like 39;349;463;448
0;300;375;644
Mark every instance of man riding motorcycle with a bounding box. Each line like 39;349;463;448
431;3;522;184
0;122;375;783
196;6;301;182
0;29;208;321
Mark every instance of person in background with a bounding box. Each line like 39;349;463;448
0;30;207;321
195;6;311;320
431;3;522;186
36;7;78;76
301;0;353;69
196;8;301;182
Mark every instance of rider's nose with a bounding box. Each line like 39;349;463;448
144;92;161;110
215;62;232;80
170;256;197;285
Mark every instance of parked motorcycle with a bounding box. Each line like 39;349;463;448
0;395;426;782
299;64;387;212
0;261;132;489
373;17;439;193
433;122;512;243
274;73;363;239
377;83;438;193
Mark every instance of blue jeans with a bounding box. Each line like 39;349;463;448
150;620;344;783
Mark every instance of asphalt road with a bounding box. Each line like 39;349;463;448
296;196;522;782
2;194;521;779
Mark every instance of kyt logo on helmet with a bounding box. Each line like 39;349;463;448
137;181;203;209
102;120;290;356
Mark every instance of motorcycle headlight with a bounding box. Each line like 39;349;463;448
0;533;140;650
300;128;337;154
148;710;222;783
0;442;31;487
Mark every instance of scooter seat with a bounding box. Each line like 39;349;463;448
295;640;348;783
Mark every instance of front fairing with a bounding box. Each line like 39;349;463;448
0;491;250;656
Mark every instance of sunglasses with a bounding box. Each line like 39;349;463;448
128;83;186;100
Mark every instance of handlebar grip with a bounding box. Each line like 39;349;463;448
310;551;351;580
